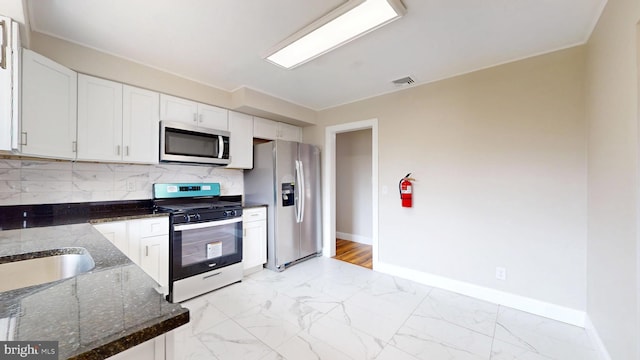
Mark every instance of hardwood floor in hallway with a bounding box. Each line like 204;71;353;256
333;239;372;269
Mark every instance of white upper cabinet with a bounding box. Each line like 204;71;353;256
0;16;20;153
253;117;278;140
278;122;303;142
198;103;228;131
159;94;197;124
160;94;228;131
122;85;160;163
21;49;77;160
77;74;123;162
253;116;302;142
227;111;253;169
78;74;159;163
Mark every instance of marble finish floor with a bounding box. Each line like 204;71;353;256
171;257;599;360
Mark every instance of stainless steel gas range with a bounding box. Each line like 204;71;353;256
153;183;243;303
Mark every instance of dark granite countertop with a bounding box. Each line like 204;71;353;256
0;223;189;359
243;202;268;209
0;200;157;230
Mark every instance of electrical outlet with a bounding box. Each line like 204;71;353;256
126;179;135;191
495;267;507;281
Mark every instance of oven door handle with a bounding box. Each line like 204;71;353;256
174;217;241;231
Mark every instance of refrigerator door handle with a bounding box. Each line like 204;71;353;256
298;160;305;223
295;160;304;223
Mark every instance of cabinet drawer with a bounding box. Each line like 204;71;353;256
135;217;169;237
243;207;266;222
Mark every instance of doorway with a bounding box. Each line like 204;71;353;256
333;129;373;268
323;119;379;269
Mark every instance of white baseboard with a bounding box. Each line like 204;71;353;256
336;231;372;245
585;315;612;360
375;261;587;327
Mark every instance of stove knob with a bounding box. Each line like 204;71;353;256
195;213;201;221
183;214;190;223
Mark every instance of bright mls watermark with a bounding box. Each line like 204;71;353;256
0;341;58;359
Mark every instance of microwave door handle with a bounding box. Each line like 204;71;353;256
218;135;224;158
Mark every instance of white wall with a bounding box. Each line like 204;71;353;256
585;0;640;358
0;158;243;205
306;46;587;313
336;129;372;244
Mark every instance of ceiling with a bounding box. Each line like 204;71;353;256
26;0;605;111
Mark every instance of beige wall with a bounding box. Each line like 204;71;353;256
306;46;587;310
28;32;316;125
30;32;233;109
585;0;640;358
336;129;373;243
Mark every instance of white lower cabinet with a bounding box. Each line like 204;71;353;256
139;234;169;289
92;220;128;254
93;217;169;288
242;206;267;275
108;334;165;360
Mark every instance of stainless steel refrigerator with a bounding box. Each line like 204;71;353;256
244;140;322;271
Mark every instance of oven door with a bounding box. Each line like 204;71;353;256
171;217;242;281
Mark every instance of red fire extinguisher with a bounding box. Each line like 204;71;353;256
399;173;414;208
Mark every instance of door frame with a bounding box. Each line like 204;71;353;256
323;119;379;269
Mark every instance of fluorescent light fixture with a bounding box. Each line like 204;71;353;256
265;0;406;69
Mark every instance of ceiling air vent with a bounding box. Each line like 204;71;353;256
392;76;415;87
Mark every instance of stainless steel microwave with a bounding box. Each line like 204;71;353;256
160;121;230;165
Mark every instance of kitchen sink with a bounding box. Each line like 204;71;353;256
0;248;95;292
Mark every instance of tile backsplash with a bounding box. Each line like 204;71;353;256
0;158;244;205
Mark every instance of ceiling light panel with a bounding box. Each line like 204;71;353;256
265;0;406;69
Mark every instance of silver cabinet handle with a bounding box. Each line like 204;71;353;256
72;141;77;152
125;145;130;156
193;113;197;123
145;245;149;257
21;131;27;146
116;145;121;156
199;113;203;123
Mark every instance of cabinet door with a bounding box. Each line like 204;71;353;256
109;334;165;360
123;85;160;164
198;103;228;131
93;221;129;255
278;122;302;142
140;234;169;288
253;117;278;140
21;49;77;159
159;94;197;125
243;220;267;271
77;74;123;162
126;217;168;278
243;207;267;273
0;17;18;152
227;111;253;169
